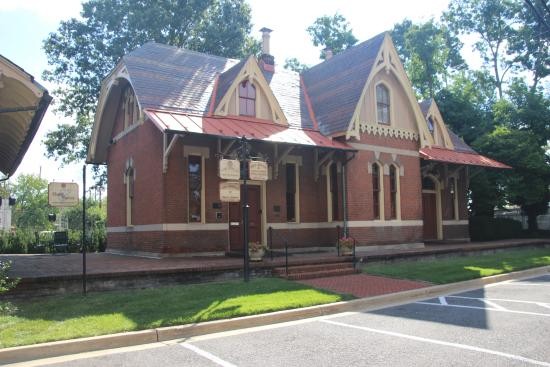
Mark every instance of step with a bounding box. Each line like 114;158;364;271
281;268;359;280
272;262;354;275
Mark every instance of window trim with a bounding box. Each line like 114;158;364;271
326;161;341;222
389;164;401;220
285;162;300;223
450;176;459;220
238;80;256;117
187;154;206;224
372;162;384;220
124;160;135;227
375;82;391;125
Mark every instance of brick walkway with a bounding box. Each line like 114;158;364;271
298;274;430;298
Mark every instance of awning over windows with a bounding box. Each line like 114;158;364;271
420;147;511;169
144;109;354;151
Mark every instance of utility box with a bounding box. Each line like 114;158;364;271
0;198;12;231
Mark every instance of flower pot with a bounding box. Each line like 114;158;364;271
249;246;265;262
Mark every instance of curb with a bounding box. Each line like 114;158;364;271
2;265;549;364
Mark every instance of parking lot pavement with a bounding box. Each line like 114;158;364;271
16;275;550;367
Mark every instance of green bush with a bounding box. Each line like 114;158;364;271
469;216;523;241
0;260;19;315
0;230;34;254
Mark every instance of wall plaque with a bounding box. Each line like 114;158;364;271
219;181;240;202
248;160;268;181
219;159;240;180
48;182;79;207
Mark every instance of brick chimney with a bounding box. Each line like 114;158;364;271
323;47;333;60
259;27;274;73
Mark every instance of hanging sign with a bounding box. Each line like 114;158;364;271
220;181;240;202
48;182;79;207
219;159;241;180
248;160;268;181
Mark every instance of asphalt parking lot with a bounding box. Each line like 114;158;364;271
13;274;550;367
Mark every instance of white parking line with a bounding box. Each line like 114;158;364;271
181;343;237;367
481;299;507;311
449;295;550;307
321;319;550;367
438;296;448;305
416;301;550;317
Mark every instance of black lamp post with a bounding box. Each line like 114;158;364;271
237;136;251;282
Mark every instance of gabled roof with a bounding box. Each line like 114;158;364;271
301;32;386;135
123;42;239;114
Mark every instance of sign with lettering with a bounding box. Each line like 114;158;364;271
48;182;79;207
219;159;241;180
220;181;240;202
248;161;268;181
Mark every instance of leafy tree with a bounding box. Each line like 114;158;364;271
474;126;550;230
306;13;358;59
42;0;258;174
444;0;520;99
392;19;466;98
10;175;57;230
493;78;550;146
284;57;309;73
510;0;550;89
435;70;496;144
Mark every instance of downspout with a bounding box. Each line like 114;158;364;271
342;151;356;237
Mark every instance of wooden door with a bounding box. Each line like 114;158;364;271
229;185;262;251
422;192;437;240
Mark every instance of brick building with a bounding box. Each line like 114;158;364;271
88;31;508;257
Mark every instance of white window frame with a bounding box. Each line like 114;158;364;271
184;146;209;225
375;82;391;125
389;163;401;220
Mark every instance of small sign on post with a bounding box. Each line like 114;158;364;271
220;181;241;202
48;182;79;207
219;159;241;180
248;161;268;181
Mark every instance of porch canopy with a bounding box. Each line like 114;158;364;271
144;109;354;151
0;55;52;177
419;146;510;169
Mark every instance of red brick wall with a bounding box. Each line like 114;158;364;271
349;226;423;245
442;225;469;240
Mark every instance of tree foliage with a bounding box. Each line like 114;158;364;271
392;19;466;98
10;175;57;230
306;13;358;59
42;0;258;171
444;0;520;99
283;57;309;73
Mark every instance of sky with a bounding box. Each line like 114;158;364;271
0;0;454;193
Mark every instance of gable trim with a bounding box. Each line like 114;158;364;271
425;100;454;150
214;56;287;125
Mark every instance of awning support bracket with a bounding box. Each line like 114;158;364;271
314;150;334;181
163;132;184;173
273;145;293;179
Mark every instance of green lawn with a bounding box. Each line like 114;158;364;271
0;278;350;348
364;247;550;284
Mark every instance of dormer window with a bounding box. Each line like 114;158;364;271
239;80;256;116
123;85;139;129
376;84;390;124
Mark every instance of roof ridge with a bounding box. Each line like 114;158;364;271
126;41;240;63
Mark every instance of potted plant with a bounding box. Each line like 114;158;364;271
338;237;354;256
248;241;265;261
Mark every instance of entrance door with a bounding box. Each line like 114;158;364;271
422;192;437;240
229;185;262;251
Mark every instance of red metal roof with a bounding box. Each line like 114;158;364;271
420;147;511;169
144;109;354;150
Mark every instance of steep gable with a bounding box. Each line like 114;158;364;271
213;56;288;125
419;99;454;149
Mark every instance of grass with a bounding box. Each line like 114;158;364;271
0;278;351;348
364;247;550;284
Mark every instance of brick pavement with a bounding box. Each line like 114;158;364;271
298;273;430;298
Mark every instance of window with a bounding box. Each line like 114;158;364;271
125;165;135;226
372;163;381;219
376;84;390;124
450;177;458;220
239;80;256;116
286;163;297;222
422;176;436;190
389;165;397;219
330;163;339;221
188;155;202;222
123;85;139;129
427;117;435;135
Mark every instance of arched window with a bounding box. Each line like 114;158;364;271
124;164;135;226
376;84;390;124
123;85;139;129
389;165;398;219
239;80;256;116
372;163;381;219
427;117;435;135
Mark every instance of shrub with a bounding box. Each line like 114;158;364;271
0;260;19;315
469;216;523;241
